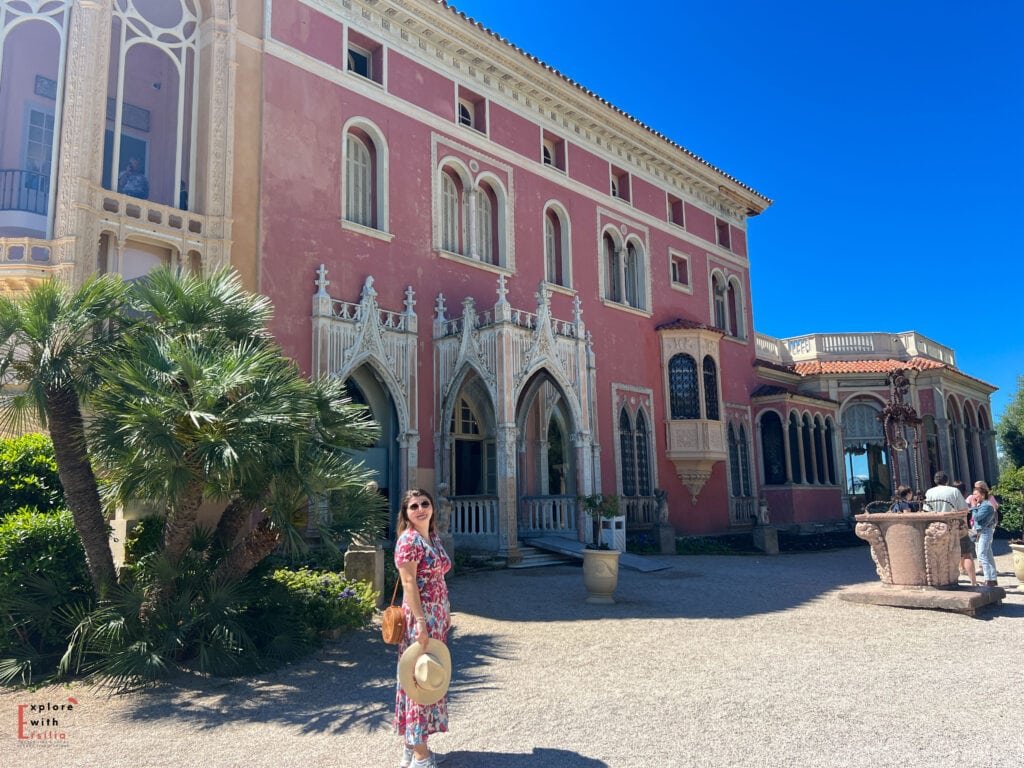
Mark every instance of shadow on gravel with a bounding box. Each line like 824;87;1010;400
444;748;607;767
122;627;512;734
452;547;882;623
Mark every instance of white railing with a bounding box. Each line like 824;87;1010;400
729;496;758;526
520;494;577;535
449;496;499;536
329;298;411;331
755;333;784;362
895;332;956;366
622;495;658;525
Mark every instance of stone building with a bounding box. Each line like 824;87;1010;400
0;0;997;559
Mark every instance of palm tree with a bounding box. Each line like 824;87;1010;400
88;268;381;586
0;276;128;595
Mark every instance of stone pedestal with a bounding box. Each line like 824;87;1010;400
658;523;676;555
752;524;779;555
344;544;385;607
838;584;1006;617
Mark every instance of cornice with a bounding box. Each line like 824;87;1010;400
304;0;770;221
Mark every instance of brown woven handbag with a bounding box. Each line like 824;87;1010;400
380;579;405;645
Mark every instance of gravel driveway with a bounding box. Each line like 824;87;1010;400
3;543;1022;768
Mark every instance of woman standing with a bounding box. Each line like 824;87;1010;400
394;489;451;768
970;481;999;587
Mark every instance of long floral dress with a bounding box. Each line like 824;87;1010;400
394;528;452;745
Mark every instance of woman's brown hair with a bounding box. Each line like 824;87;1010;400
396;488;437;536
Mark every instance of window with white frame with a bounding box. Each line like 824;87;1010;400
440;168;466;255
610;166;630;202
542;132;566;171
624;241;644;309
347;30;382;83
437;164;506;266
670;252;690;289
618;408;653;499
667;193;684;227
457;86;486;133
544;206;570;287
343;122;387;232
716;218;731;250
728;423;753;498
475;183;496;263
712;272;727;331
668;353;720;421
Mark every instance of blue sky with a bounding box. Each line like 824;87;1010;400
446;0;1024;421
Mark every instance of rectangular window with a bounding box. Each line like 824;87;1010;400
542;131;566;171
716;218;731;250
347;31;383;84
670;252;690;289
668;193;684;227
610;166;630;202
457;86;487;133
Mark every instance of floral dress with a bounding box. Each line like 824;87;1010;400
394;529;452;745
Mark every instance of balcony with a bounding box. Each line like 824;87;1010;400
0;169;49;237
756;331;956;367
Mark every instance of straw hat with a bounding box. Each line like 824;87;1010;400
398;639;451;706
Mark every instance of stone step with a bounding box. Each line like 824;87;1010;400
507;545;577;569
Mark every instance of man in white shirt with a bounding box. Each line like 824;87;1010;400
923;471;968;512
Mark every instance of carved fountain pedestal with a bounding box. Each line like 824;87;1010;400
839;510;1005;616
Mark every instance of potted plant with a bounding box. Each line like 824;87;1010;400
994;466;1024;582
578;493;621;604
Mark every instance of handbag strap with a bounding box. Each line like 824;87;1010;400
389;577;401;607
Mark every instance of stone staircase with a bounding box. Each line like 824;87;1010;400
508;544;578;569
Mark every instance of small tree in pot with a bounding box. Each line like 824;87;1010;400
578;493;620;550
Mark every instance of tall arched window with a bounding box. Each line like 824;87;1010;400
801;414;815;483
922;415;940;483
635;410;652;496
619;409;636;497
440;168;465;254
947;396;963;482
728;424;742;496
761;412;786;485
344;132;373;227
668;354;699;419
104;1;199;209
963;402;978;484
604;232;621;302
624;241;644;309
727;276;745;338
475;184;495;263
824;417;837;485
813;416;825;485
788;412;803;484
702;356;720;420
544;210;561;285
712;272;727;331
978;408;993;483
738;425;752;496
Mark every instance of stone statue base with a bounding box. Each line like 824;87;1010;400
838;583;1005;617
752;524;779;555
344;543;385;607
657;523;676;555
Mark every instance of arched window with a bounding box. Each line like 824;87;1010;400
440;168;465;254
475;184;495;263
978;408;993;483
619;409;636;497
922;415;940;483
543;205;569;287
344;131;373;227
668;354;700;420
727;276;745;338
801;414;815;483
624;241;645;309
604;232;621;302
788;412;803;484
738;425;752;496
728;424;741;496
702;356;720;420
813;416;825;485
635;410;652;496
947;396;963;482
104;2;199;209
761;412;786;485
824;417;837;485
712;272;727;331
450;395;495;496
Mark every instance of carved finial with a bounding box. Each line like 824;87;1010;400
535;281;550;310
573;294;583;325
496;274;509;306
462;295;476;315
435;294;447;322
404;285;416;316
315;264;329;296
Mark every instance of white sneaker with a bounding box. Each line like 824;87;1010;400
399;746;414;768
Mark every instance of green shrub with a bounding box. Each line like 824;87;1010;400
0;509;92;685
270;568;375;635
995;465;1024;539
0;433;65;517
123;515;165;565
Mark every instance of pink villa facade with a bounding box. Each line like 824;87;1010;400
0;1;998;558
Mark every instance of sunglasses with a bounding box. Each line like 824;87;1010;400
407;500;432;511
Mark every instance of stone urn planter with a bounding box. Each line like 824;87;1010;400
854;510;968;587
1009;542;1024;582
582;548;621;604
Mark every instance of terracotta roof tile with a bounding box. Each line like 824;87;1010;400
655;317;725;333
791;358;947;376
